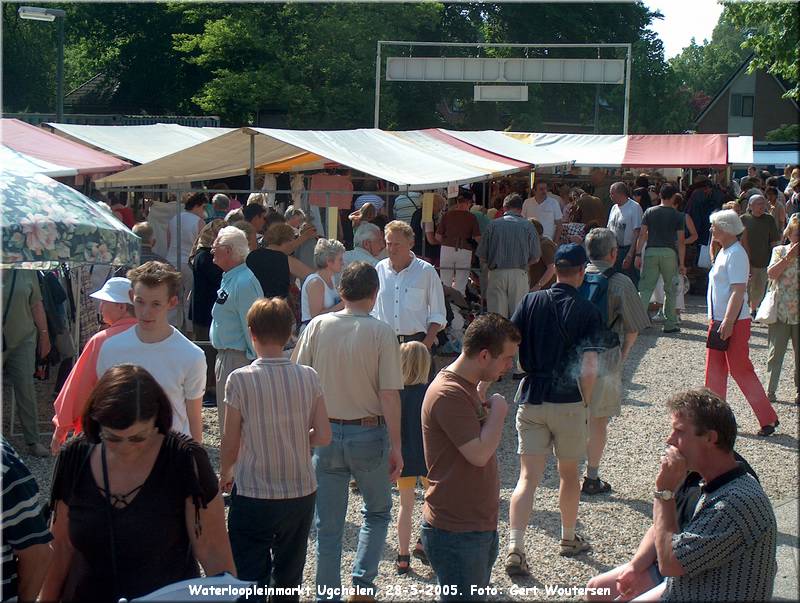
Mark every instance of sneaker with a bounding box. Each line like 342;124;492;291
504;549;530;576
652;311;666;323
757;419;779;437
663;327;681;334
560;533;591;557
27;443;49;457
581;477;611;496
768;393;778;404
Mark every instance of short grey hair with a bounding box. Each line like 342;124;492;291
215;226;250;262
313;238;345;269
212;193;230;211
748;194;767;207
709;209;745;236
610;181;628;197
284;206;306;221
353;223;382;248
585;228;617;261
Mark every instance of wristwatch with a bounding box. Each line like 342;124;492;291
654;489;674;501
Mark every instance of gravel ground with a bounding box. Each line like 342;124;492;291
3;294;797;601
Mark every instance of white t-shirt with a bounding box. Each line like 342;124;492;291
707;241;750;321
166;211;205;268
607;198;643;247
521;195;563;240
96;326;207;436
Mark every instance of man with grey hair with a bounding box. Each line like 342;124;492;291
210;226;263;431
581;228;650;495
741;194;781;316
344;223;386;267
208;193;231;222
607;182;643;286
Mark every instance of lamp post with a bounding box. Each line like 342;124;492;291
18;6;67;122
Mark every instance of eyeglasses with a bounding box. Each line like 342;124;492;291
99;427;155;444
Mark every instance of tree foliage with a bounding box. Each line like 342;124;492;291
724;0;799;99
765;123;800;142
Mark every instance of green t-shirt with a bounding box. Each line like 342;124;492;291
742;213;781;268
2;270;41;351
642;205;685;252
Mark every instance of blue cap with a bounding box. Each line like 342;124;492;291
554;243;588;267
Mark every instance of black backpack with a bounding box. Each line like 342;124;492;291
577;267;620;349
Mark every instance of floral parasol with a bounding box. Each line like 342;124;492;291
1;170;140;269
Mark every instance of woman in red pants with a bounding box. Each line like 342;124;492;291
705;209;779;436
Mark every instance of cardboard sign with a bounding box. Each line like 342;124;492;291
422;192;434;223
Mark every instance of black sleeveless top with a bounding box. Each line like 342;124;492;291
50;433;218;602
247;247;290;299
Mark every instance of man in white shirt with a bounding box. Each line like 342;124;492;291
343;223;386;268
374;221;446;353
607;182;644;286
523;180;563;243
96;261;206;442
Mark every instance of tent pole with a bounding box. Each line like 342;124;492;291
374;41;382;128
249;133;256;192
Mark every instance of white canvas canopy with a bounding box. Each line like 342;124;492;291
47;123;234;164
96;127;537;190
438;129;575;167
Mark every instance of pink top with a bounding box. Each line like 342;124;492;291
51;317;138;443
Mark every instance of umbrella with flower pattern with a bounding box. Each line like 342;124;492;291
1;170;139;269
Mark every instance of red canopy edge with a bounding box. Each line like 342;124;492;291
622;134;729;169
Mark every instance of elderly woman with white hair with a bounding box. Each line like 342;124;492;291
706;209;779;436
299;238;345;330
210;226;264;431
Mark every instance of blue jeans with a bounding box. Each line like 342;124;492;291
421;522;499;602
313;424;391;601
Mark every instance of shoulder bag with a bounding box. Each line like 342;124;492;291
706;289;743;352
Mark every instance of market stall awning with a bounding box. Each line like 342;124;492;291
46;122;235;164
96;127;533;190
438;129;575;167
0;145;78;178
1;119;130;175
727;136;754;166
504;132;733;168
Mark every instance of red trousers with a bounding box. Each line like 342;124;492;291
705;318;778;428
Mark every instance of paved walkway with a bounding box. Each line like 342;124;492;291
773;497;798;601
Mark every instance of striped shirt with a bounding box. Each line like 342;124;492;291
664;467;777;602
225;358;323;499
2;438;52;602
477;212;541;270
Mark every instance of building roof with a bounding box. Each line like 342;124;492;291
694;54;799;125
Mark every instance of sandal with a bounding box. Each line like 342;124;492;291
396;554;410;575
412;539;429;566
504;549;530;576
581;477;612;496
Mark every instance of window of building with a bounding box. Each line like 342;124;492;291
730;94;754;117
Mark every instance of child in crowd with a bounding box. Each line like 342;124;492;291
395;341;432;574
219;297;331;599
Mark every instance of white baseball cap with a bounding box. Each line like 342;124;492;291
90;277;132;304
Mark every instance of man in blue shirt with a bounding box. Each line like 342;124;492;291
505;244;602;575
210;226;263;432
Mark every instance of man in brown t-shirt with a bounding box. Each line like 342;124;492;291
421;313;520;601
436;195;482;294
527;218;556;291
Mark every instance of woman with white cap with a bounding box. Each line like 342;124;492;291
705;209;779;436
50;277;137;454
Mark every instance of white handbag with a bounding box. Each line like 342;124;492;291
755;288;778;324
698;244;712;269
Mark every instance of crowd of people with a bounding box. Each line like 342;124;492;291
1;164;797;602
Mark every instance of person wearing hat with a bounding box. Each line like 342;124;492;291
50;277;138;454
706;210;779;436
505;243;602;575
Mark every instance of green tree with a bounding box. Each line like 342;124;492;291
724;0;799;99
765;123;800;142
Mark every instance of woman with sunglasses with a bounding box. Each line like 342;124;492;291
40;365;235;602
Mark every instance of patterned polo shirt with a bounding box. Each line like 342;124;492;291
664;465;777;602
225;357;323;500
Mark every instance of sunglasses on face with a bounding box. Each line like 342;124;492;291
100;428;155;444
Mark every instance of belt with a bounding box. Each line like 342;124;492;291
397;332;426;344
329;416;385;427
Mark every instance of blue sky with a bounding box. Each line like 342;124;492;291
644;0;724;58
